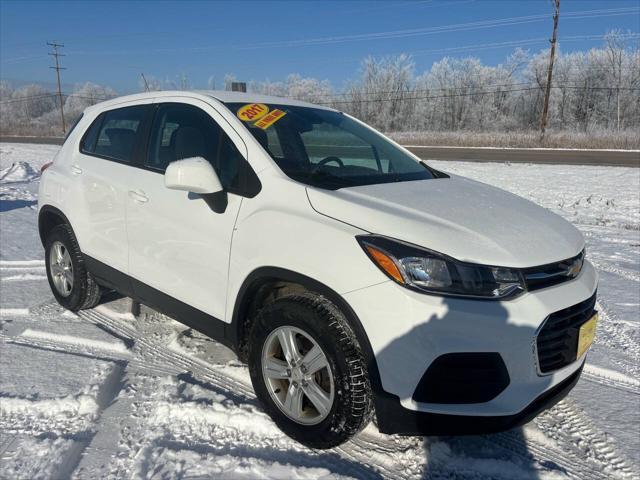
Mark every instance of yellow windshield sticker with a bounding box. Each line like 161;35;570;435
253;109;286;129
237;103;269;122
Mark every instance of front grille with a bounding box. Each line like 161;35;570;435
536;292;596;374
523;250;585;292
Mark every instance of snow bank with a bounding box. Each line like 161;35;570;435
0;161;40;184
0;394;99;418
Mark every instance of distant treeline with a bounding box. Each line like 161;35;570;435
1;31;638;146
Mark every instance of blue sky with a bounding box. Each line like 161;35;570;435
1;0;639;93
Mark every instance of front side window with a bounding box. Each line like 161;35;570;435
81;105;148;163
146;103;244;190
225;102;434;189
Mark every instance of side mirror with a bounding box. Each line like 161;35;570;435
165;157;223;194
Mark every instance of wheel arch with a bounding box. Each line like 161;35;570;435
38;205;74;247
230;267;385;403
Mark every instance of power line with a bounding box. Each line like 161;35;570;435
239;6;640;49
1;84;638;107
315;85;640;105
0;92;115;105
303;79;640;100
5;7;635;64
47;41;67;135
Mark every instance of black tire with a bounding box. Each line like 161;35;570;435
248;292;373;449
44;224;101;311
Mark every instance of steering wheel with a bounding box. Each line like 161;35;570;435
316;156;344;168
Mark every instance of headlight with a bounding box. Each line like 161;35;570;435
357;235;525;299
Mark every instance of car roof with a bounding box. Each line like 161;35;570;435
83;90;337;114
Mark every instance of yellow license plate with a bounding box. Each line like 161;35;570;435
577;313;598;359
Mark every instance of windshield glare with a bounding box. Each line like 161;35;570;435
226;102;434;189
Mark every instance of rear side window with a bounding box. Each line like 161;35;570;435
81;105;149;163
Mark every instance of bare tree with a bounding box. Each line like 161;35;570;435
604;30;626;130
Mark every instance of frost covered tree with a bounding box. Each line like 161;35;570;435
342;54;414;131
0;82;116;136
249;74;333;104
1;32;637;140
64;82;117;119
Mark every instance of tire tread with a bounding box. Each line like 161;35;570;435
249;292;373;449
45;223;101;311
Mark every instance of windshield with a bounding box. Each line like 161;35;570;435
226;102;434;189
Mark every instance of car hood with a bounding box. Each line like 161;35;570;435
306;175;584;268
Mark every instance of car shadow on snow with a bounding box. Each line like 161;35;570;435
370;296;563;479
0;198;37;212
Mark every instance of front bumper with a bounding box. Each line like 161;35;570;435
375;362;583;435
343;259;597;433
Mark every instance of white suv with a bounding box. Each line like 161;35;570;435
38;91;598;448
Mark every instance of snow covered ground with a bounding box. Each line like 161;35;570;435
0;142;638;479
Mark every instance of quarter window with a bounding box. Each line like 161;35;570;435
65;113;83;140
80;114;102;153
146;103;244;190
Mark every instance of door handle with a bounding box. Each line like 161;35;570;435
128;190;149;204
71;164;83;175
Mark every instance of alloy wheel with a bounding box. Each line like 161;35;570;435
49;240;73;297
261;325;335;425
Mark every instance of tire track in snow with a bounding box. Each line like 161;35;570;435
0;433;16;458
534;400;636;479
8;301;628;479
78;309;455;479
77;304;625;480
582;365;640;395
590;258;640;282
79;309;399;479
595;299;640;375
489;428;608;480
0;332;177;377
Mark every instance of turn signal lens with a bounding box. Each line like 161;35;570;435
364;245;405;284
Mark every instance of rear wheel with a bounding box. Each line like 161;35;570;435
45;224;101;311
248;293;373;449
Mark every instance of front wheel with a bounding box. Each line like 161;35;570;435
248;293;373;449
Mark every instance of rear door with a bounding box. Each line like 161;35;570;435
72;102;153;275
125;97;250;321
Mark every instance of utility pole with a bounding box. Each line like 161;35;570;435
141;73;150;92
47;41;67;135
540;0;560;139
